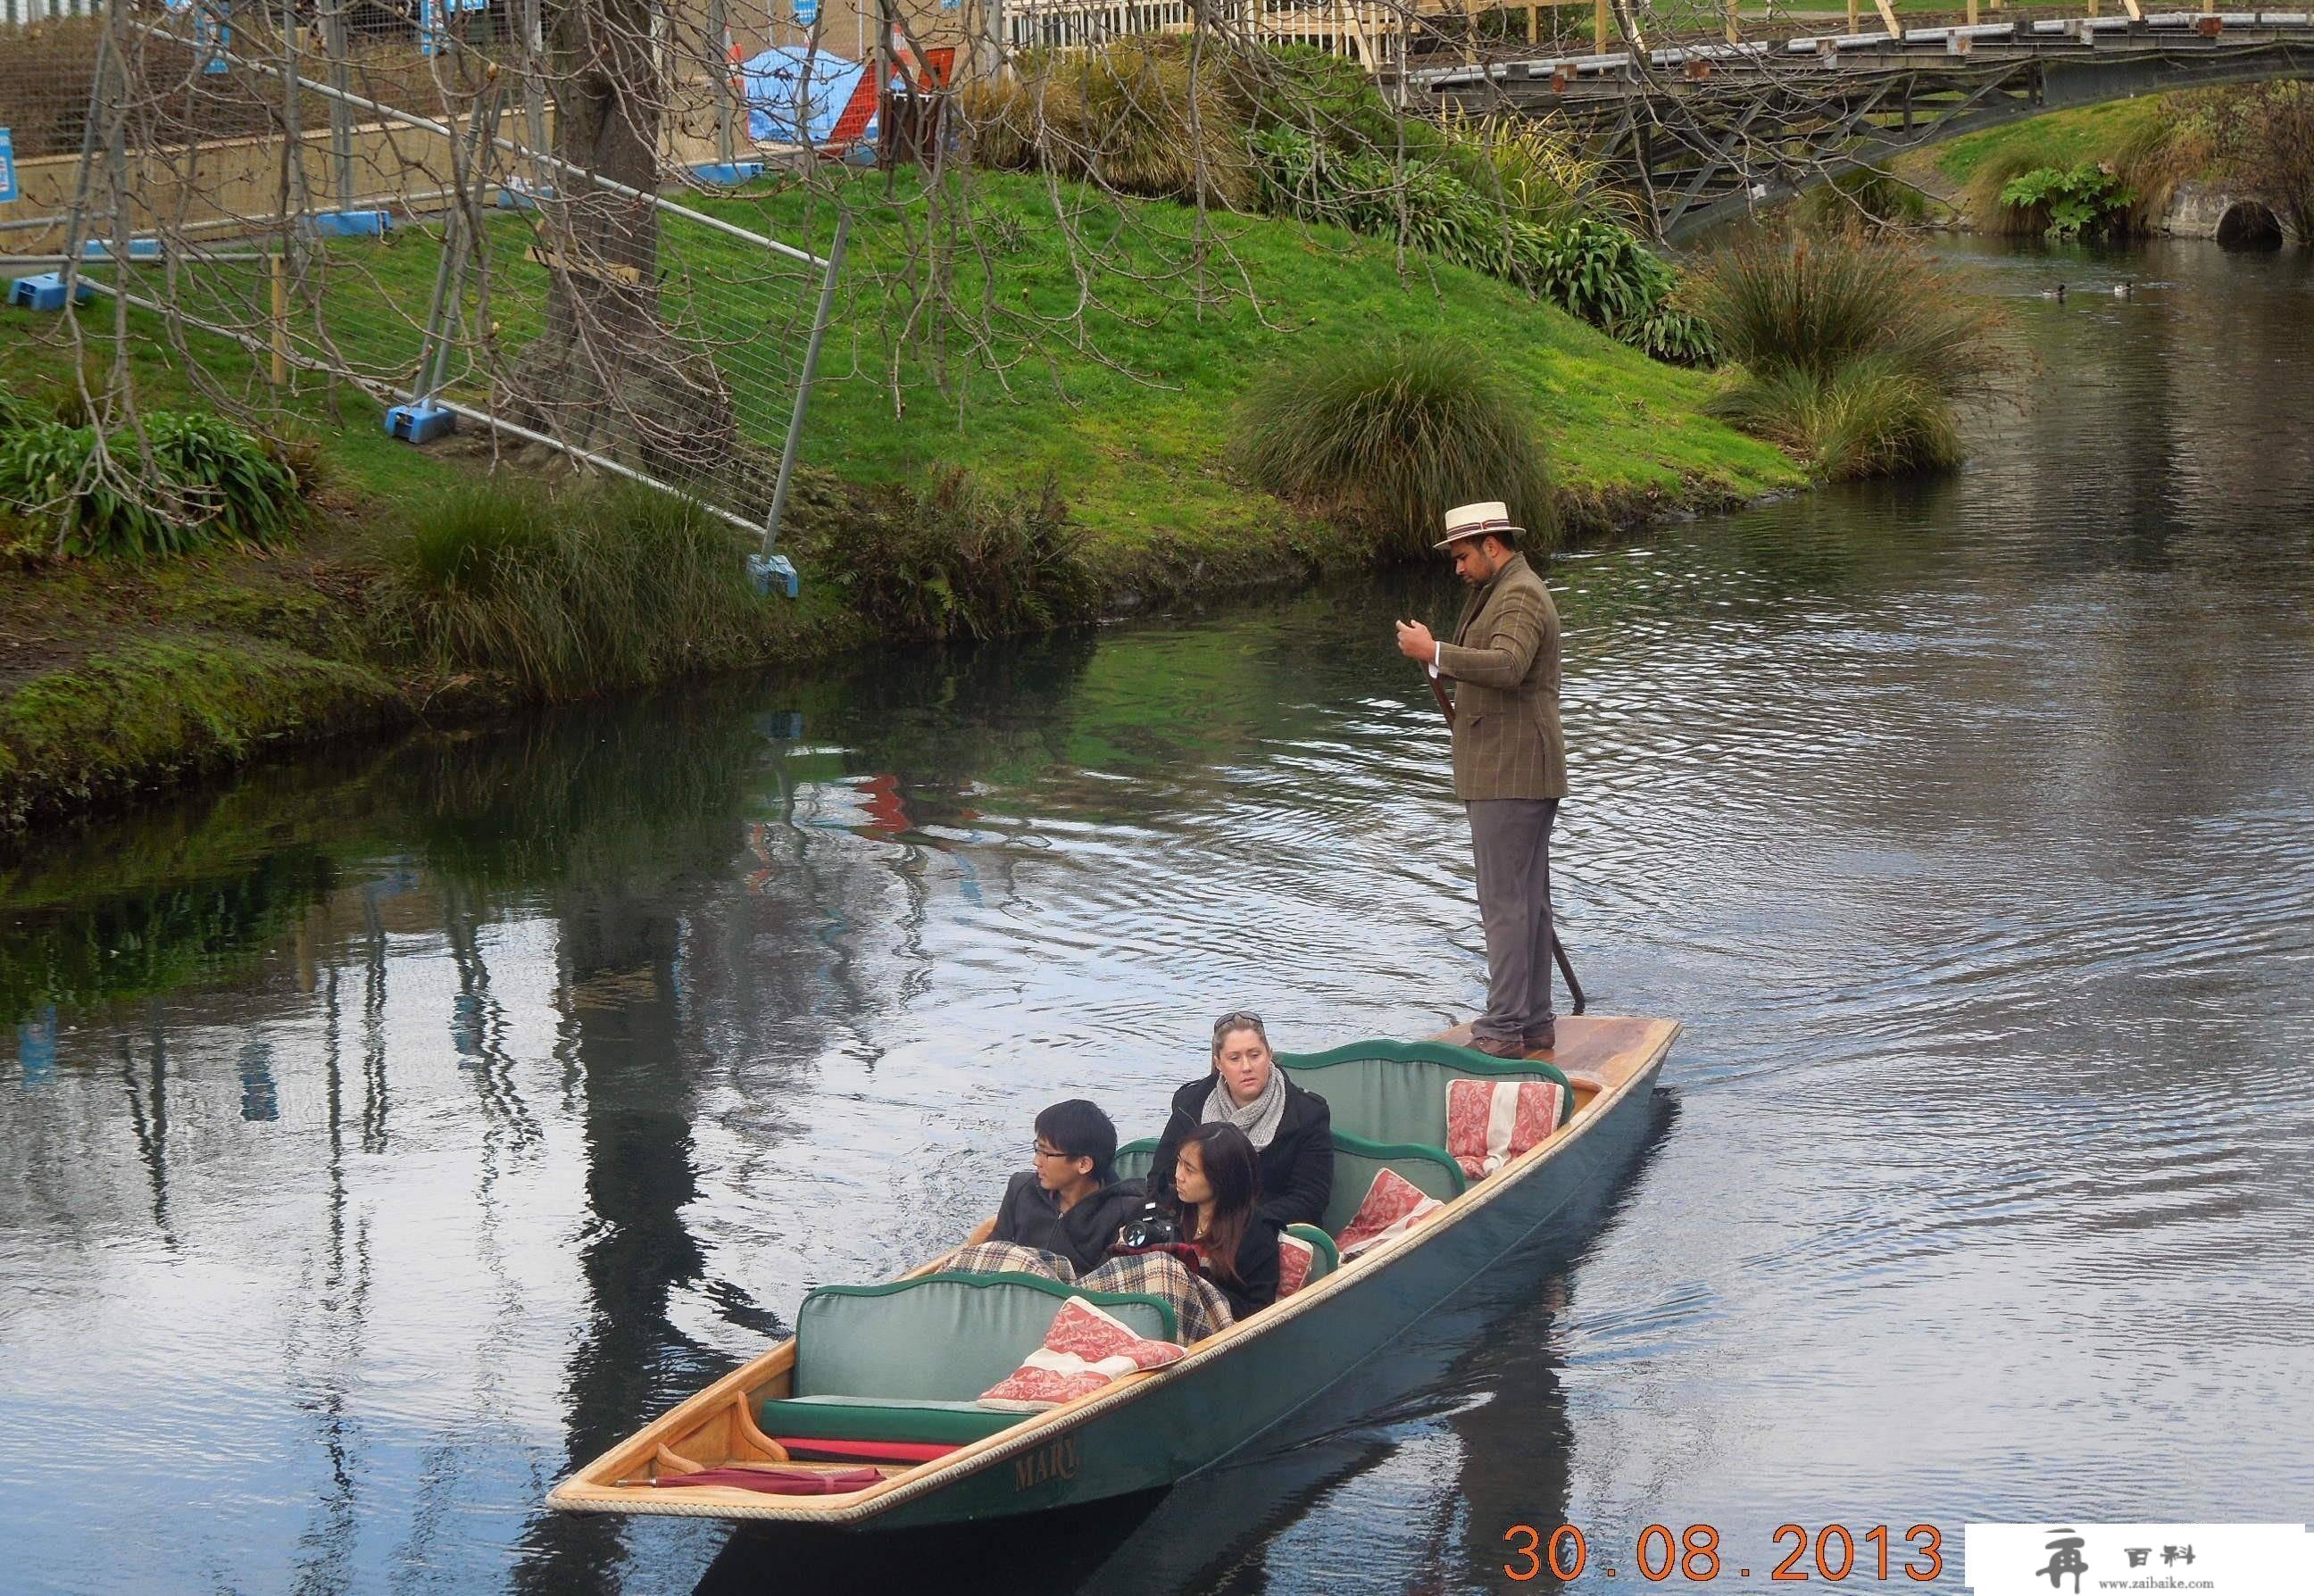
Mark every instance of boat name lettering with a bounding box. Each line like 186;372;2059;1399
1013;1435;1080;1490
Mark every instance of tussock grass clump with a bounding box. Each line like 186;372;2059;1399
803;471;1100;643
370;479;767;697
1233;337;1553;561
1687;232;2010;482
1687;233;2010;398
1710;357;1964;479
1962;147;2054;235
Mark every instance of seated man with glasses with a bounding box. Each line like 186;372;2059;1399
986;1100;1145;1276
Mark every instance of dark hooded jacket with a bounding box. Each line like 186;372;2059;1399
989;1170;1145;1275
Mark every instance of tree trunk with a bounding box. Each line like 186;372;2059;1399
507;0;737;484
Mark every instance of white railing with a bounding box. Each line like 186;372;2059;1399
3;0;103;25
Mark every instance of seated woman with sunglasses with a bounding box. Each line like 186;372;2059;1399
1148;1010;1332;1231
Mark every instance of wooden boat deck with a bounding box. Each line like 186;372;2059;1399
548;1012;1679;1523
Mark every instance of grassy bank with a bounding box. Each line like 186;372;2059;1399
0;171;1800;832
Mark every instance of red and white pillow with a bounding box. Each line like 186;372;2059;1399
1335;1168;1444;1259
977;1297;1186;1411
1278;1231;1316;1297
1445;1077;1566;1179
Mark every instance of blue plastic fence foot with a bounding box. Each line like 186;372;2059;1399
8;273;92;312
384;402;456;445
309;210;393;238
691;161;766;187
747;553;799;599
757;711;805;740
495;178;556;211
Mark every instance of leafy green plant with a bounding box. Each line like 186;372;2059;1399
1233;336;1554;561
143;411;304;544
0;410;303;557
808;471;1099;642
1998;163;2133;239
1525;218;1670;333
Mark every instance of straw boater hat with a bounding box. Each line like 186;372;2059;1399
1435;501;1522;550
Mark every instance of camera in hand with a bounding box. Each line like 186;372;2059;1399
1113;1200;1183;1251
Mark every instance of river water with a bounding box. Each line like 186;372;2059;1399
4;237;2311;1595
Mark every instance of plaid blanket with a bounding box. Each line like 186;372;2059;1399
945;1241;1233;1343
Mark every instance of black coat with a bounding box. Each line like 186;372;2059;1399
1192;1210;1281;1321
1150;1072;1333;1231
989;1171;1145;1276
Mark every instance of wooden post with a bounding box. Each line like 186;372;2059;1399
1725;0;1739;42
1967;0;1977;22
2088;0;2099;13
1594;0;1608;50
1527;3;1537;42
270;252;289;387
1874;0;1903;36
1847;0;1858;29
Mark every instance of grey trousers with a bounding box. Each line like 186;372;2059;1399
1466;797;1560;1042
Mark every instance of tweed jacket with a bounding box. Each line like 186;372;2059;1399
1436;552;1567;802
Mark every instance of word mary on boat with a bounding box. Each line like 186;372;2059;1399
546;1013;1680;1531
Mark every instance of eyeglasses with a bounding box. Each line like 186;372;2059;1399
1032;1143;1077;1161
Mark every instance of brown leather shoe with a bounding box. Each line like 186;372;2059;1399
1469;1035;1530;1060
1522;1024;1557;1052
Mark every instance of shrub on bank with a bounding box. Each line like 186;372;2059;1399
1686;232;2009;481
1795;164;1928;234
1709;356;1964;479
1233;337;1553;561
370;479;770;697
800;471;1101;643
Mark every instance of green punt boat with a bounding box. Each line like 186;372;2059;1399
546;1013;1681;1530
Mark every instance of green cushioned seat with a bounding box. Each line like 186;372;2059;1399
793;1270;1178;1404
757;1394;1024;1447
1113;1137;1160;1185
1321;1131;1468;1239
1278;1038;1573;1150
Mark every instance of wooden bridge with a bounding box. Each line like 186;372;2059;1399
1415;10;2314;237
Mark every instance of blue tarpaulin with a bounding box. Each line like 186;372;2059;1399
743;48;870;146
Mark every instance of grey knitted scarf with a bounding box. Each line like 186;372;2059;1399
1201;1064;1287;1149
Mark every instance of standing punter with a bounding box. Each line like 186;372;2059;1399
1392;501;1568;1058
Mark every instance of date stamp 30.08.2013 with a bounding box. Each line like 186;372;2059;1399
1502;1522;1949;1585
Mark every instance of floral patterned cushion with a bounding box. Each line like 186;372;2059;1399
1278;1231;1315;1297
977;1297;1186;1411
1335;1167;1444;1258
1444;1078;1566;1179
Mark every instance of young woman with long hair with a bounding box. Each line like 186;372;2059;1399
1168;1122;1280;1320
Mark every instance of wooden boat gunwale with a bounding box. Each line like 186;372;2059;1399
546;1014;1680;1525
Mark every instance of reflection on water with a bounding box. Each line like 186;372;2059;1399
4;237;2313;1594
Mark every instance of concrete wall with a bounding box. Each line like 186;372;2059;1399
2158;179;2300;245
